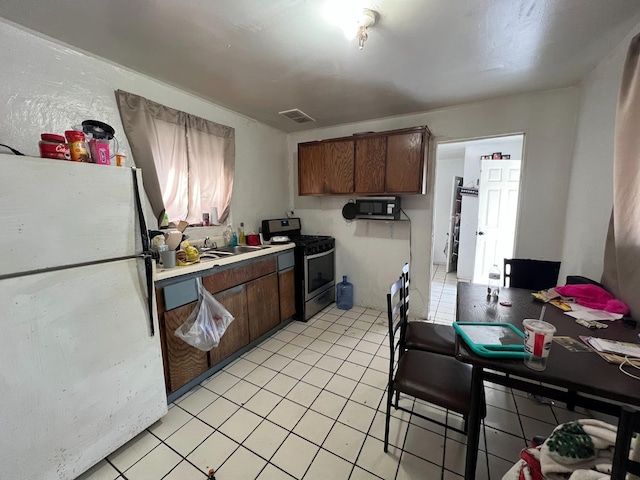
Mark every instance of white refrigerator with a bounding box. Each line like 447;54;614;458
0;154;167;479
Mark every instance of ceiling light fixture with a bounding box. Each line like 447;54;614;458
354;9;377;50
323;1;379;50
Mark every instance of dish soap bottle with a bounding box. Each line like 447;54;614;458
337;275;354;310
224;225;234;247
488;264;501;298
238;222;246;245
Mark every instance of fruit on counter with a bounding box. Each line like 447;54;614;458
178;241;200;263
185;246;199;262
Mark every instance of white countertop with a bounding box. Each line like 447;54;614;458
154;243;295;282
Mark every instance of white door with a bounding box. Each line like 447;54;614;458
472;160;521;283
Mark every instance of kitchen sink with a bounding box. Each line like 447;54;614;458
212;245;268;254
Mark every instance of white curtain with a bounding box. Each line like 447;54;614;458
116;90;235;225
601;32;640;319
186;115;235;225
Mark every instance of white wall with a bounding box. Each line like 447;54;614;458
288;88;579;315
0;20;289;234
561;24;640;283
432;157;464;265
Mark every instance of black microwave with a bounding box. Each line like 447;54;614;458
342;196;402;220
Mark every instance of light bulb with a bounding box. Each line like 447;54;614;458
323;0;366;38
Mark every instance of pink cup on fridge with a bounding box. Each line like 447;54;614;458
89;139;110;165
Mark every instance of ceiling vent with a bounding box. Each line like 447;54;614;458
279;109;316;124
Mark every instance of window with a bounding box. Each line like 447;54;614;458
116;90;235;225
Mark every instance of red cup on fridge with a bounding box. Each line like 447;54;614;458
65;130;89;162
39;133;70;160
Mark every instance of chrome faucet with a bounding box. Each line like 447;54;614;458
203;237;216;249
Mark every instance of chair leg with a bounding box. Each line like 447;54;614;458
463;417;468;434
384;384;393;453
566;390;577;411
394;389;400;408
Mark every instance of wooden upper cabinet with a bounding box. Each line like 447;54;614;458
355;137;387;194
324;141;354;194
385;131;425;194
297;126;429;196
298;143;325;195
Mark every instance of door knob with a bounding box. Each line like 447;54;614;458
476;231;485;236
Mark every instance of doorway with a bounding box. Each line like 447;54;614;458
429;134;524;323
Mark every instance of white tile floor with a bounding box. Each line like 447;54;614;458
78;303;603;480
429;265;459;325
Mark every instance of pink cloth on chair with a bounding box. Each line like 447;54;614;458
555;284;630;314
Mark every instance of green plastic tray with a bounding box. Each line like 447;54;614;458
453;322;527;358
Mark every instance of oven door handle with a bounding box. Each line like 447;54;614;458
305;248;335;260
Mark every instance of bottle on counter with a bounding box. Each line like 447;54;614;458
337;275;354;310
224;225;234;246
238;222;246;245
488;264;501;298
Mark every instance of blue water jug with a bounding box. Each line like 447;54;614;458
336;275;354;310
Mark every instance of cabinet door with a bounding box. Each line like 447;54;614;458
278;268;296;321
164;301;209;393
298;143;325;195
355;137;387;194
385;132;425;194
247;273;281;342
324;140;354;194
209;285;250;367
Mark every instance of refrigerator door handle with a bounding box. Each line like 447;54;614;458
132;168;155;336
131;168;156;337
144;254;155;337
131;168;150;253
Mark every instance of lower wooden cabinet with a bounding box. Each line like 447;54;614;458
209;285;250;366
278;268;296;321
162;300;208;393
158;254;290;395
247;273;280;342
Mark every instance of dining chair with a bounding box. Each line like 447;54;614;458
503;258;561;291
611;406;640;479
384;276;485;452
400;263;456;356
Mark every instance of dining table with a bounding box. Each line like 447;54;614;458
455;282;640;480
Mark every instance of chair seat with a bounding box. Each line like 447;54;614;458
405;322;456;356
394;350;477;418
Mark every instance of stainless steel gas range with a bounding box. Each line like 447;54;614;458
262;218;335;321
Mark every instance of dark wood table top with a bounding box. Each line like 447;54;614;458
455;282;640;406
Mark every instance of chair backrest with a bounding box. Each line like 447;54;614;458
386;276;405;368
399;263;411;350
611;406;640;479
503;258;561;291
402;263;410;315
